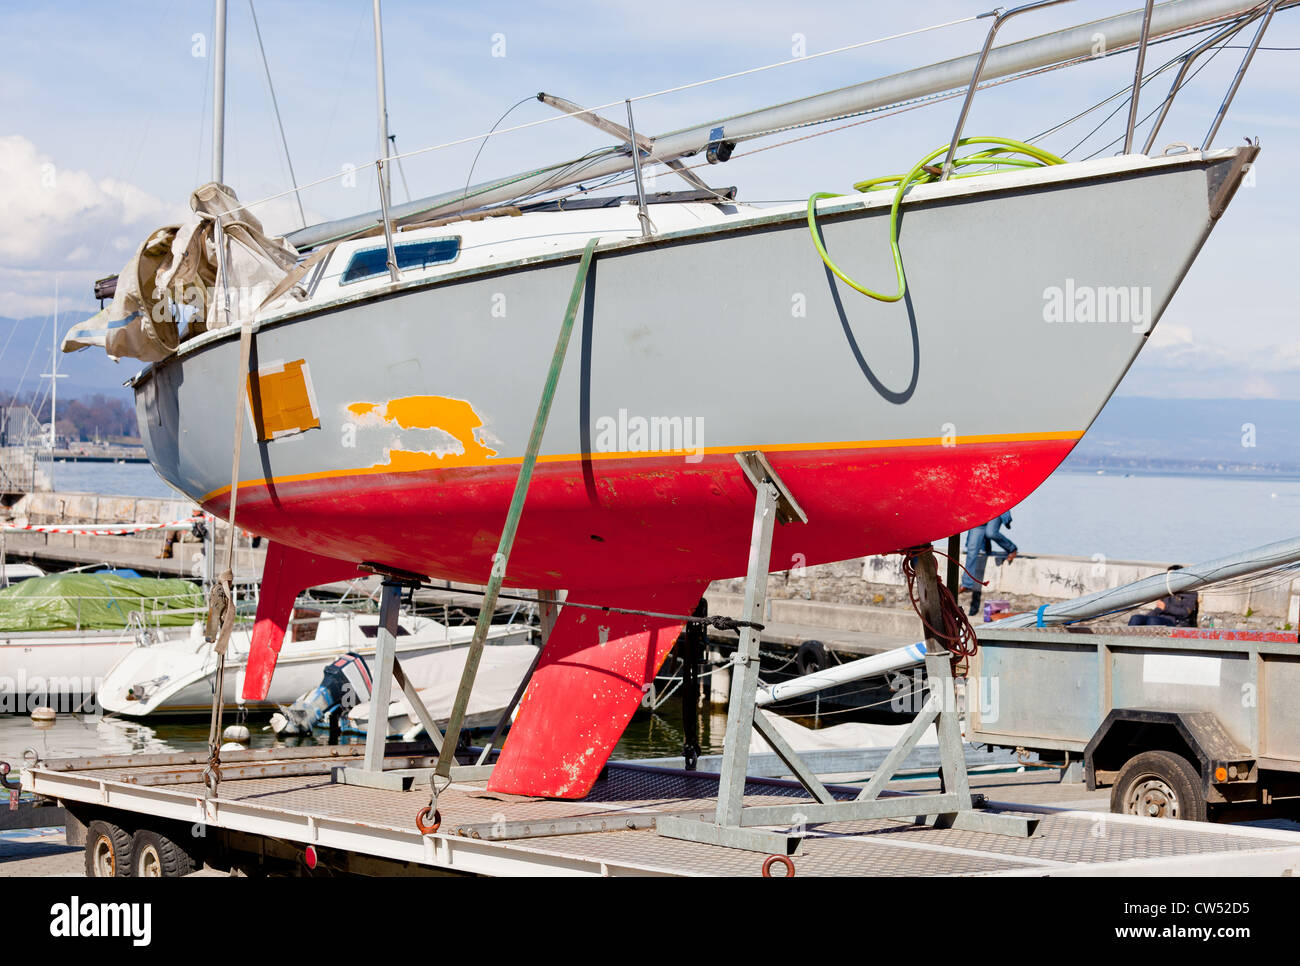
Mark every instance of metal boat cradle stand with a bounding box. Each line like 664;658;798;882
652;456;1037;855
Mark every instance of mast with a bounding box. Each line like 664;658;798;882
212;0;228;183
288;0;1297;250
49;278;57;450
373;0;392;210
40;279;66;452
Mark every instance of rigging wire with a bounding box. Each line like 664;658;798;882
0;316;20;370
9;314;50;410
202;12;986;219
1078;42;1232;159
459;95;541;208
493;17;1255;211
204;10;1279;233
1025;24;1226;147
312;2;369;189
248;0;307;228
388;134;413;203
1061;40;1230;159
387;12;1254;185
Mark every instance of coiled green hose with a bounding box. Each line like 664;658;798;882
807;136;1066;302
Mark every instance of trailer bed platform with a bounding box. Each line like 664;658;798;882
22;751;1300;877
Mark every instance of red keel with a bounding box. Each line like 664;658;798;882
241;542;367;702
488;581;708;799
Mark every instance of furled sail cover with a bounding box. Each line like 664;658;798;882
61;182;300;362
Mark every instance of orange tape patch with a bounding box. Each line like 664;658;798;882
347;394;498;468
248;359;321;442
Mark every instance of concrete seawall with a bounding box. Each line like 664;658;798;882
2;490;263;581
863;553;1300;622
7;490;196;526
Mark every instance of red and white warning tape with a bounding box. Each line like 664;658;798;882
1;517;202;536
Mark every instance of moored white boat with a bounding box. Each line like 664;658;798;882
342;642;538;740
97;609;531;717
272;641;538;740
0;572;204;712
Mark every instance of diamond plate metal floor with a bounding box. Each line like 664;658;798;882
40;757;1300;877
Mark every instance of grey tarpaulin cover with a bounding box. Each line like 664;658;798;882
61;183;300;362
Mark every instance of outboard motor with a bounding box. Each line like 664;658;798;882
270;652;373;736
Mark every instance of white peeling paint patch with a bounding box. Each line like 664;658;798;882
1143;653;1221;687
597;625;610;645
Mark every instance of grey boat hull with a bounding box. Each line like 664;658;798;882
133;148;1254;590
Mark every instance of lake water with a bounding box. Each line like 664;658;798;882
0;702;730;766
40;460;177;500
1002;470;1300;563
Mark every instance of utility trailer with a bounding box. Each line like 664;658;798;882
969;626;1300;823
18;739;1300;877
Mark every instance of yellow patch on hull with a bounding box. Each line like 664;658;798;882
348;394;498;468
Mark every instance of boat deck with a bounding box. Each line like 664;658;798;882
23;753;1300;876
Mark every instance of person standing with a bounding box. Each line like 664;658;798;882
960;511;1018;616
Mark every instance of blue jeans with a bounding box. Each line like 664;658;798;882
1128;613;1176;627
961;521;1017;590
961;531;988;590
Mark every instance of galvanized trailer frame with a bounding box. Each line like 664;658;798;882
969;626;1300;815
22;753;1300;876
657;452;1035;854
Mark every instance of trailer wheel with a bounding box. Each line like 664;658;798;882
85;820;132;877
131;829;198;878
1111;750;1206;822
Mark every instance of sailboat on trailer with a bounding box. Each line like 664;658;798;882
64;0;1285;797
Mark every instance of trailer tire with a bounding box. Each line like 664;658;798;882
1111;750;1206;822
131;828;198;878
85;820;133;877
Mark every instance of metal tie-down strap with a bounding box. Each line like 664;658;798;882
203;217;250;801
656;458;1039;854
432;237;601;782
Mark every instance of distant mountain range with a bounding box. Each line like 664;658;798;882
4;313;1297;475
0;310;136;399
1065;396;1300;476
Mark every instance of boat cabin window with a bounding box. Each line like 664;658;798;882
359;624;411;638
340;237;460;284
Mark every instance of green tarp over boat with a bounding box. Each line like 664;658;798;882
0;573;203;632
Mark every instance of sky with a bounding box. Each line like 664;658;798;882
1;0;1298;398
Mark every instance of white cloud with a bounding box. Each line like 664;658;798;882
0;135;185;268
0;135;190;316
1125;322;1300;400
0;136;323;318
